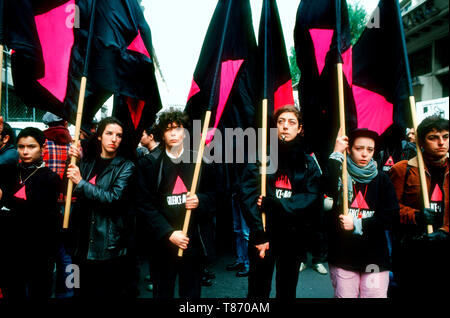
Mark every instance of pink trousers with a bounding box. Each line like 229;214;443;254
329;265;389;298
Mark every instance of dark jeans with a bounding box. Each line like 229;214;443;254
55;241;74;298
73;256;129;299
247;243;303;299
304;207;328;264
1;258;54;299
153;252;203;299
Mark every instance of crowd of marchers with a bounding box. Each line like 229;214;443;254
0;107;448;299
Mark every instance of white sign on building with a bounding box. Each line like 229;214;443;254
416;97;449;124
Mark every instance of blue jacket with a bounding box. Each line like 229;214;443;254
0;144;19;166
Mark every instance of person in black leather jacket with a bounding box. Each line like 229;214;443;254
66;117;137;298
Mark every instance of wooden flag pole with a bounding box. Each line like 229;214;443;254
178;110;212;257
0;45;4;114
63;76;87;229
261;98;268;231
62;0;97;229
409;95;433;234
337;63;349;216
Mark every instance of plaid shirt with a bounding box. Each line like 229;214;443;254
43;140;70;179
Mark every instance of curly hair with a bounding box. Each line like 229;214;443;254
272;105;302;127
417;115;449;146
154;109;189;144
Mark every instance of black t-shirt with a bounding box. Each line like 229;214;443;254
428;164;446;228
158;153;191;230
88;157;113;183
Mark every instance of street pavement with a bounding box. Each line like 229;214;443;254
137;252;334;298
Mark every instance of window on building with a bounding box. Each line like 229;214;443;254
436;73;449;97
409;46;432;77
435;36;449;71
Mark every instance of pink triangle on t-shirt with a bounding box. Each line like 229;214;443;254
385;156;395;167
14;186;27;200
351;191;369;210
172;176;188;195
89;176;97;185
275;175;292;190
431;184;443;202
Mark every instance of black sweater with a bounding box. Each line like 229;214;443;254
324;157;399;272
0;164;61;259
137;150;216;258
240;138;322;250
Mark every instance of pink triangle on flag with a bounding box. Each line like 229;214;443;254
35;0;75;102
172;176;188;195
351;191;369;209
187;79;201;101
14;186;27;200
89;176;97;185
127;30;150;58
126;97;146;130
274;79;295;112
206;59;244;145
431;184;443;202
309;28;334;76
352;84;394;136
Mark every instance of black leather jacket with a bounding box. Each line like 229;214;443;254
70;155;136;261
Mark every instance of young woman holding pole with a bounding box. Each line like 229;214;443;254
66;117;136;298
325;128;399;298
240;105;322;299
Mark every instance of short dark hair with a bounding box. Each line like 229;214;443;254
143;124;158;141
417;116;449;145
273;105;302;126
0;122;16;145
154;109;189;144
17;127;46;147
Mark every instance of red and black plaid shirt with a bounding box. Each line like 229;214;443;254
43;140;70;179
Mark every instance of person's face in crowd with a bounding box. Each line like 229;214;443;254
17;136;44;164
0;133;9;149
98;123;123;159
407;129;416;143
422;129;449;160
163;122;185;149
140;131;151;148
348;136;375;167
276;112;302;142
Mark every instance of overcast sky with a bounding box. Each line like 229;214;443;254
141;0;380;107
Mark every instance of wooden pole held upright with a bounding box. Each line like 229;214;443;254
63;76;87;229
337;63;349;215
409;95;433;234
178;110;212;257
261;98;268;231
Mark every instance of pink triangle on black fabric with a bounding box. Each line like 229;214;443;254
172;176;188;195
89;176;97;185
431;184;443;202
14;186;27;200
350;191;369;210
